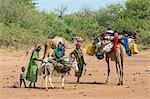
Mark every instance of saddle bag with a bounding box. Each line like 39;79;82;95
86;43;95;56
95;51;104;60
129;42;139;54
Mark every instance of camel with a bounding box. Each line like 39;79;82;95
43;35;67;58
93;36;125;85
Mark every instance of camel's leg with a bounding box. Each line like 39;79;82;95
106;55;110;84
118;52;124;85
116;61;121;85
118;62;123;85
120;54;124;85
115;61;120;84
61;74;65;89
116;49;122;85
115;61;118;74
49;75;54;89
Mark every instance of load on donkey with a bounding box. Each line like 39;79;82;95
86;29;138;85
42;35;86;83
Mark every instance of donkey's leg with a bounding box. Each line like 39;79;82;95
44;64;49;90
45;75;48;90
106;55;110;84
41;76;45;87
48;75;54;89
61;74;65;89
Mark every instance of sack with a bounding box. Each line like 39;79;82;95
86;43;95;56
129;43;138;54
95;52;104;60
103;42;114;53
55;63;71;73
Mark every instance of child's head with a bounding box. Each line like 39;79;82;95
21;67;25;72
70;53;75;59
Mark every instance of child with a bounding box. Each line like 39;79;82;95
20;67;26;88
70;53;78;73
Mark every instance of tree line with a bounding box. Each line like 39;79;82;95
0;0;149;49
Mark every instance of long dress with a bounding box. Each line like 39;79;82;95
72;49;84;78
26;50;39;83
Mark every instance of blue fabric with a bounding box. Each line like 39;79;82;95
123;37;132;56
55;48;65;58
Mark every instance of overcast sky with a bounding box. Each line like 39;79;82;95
35;0;125;13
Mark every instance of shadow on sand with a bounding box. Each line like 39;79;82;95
66;81;106;85
3;85;61;90
3;81;106;90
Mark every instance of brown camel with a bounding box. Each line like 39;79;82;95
94;37;125;85
43;35;67;59
105;44;125;85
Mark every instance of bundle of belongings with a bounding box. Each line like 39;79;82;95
40;42;78;74
129;41;138;54
40;42;74;74
51;42;72;73
42;57;74;74
91;29;139;60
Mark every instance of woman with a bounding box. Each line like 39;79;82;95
26;45;41;88
72;37;86;82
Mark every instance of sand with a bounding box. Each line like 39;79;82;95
0;48;149;99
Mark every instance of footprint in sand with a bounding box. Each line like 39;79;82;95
12;70;16;73
79;92;84;94
83;94;87;96
133;78;136;81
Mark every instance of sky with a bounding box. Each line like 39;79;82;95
35;0;125;13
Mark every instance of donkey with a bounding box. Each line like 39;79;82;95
38;57;78;90
93;36;125;85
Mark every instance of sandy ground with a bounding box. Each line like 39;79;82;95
0;48;150;99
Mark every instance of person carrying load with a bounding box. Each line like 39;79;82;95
71;37;86;82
